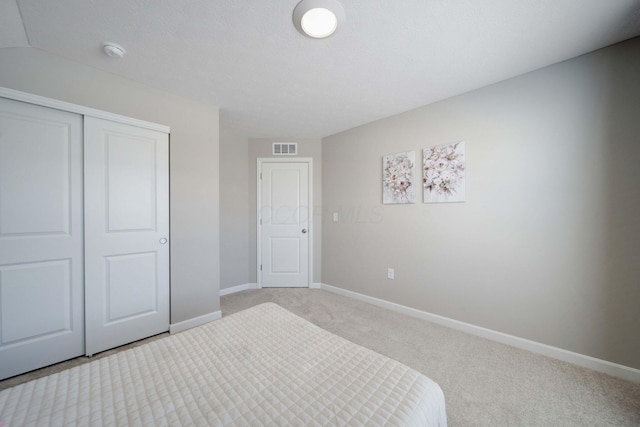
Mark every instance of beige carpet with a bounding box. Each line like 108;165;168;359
222;289;640;427
1;288;638;426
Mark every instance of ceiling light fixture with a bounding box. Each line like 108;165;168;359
102;42;126;58
293;0;345;39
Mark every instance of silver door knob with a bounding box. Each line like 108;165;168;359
301;229;307;234
160;238;168;244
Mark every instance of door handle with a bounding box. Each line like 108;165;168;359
159;238;168;244
301;229;307;234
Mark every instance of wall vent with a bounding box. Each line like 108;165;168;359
273;142;297;155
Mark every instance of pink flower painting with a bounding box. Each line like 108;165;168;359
383;151;416;204
423;142;466;203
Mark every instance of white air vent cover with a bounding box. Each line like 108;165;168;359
273;142;297;155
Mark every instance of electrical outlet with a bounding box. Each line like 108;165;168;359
332;212;339;222
387;268;395;279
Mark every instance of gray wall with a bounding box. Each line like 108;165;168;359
322;37;640;369
0;47;221;324
248;139;322;284
220;125;250;289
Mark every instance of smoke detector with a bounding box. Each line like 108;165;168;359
102;42;126;58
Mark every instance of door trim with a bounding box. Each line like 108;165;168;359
0;87;170;133
257;158;313;288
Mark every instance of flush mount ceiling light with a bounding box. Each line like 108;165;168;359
101;42;126;58
293;0;345;39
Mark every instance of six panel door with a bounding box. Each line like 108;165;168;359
84;117;170;356
0;98;84;379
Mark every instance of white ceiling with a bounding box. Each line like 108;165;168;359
3;0;640;138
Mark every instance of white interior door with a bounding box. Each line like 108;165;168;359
259;161;310;287
0;98;84;379
84;117;169;356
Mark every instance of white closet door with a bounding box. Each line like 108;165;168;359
0;98;84;379
84;117;169;356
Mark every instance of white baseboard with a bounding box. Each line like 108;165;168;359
320;283;640;383
220;283;258;296
310;282;322;289
170;310;221;334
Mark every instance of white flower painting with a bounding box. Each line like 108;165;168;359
423;142;466;203
383;151;416;204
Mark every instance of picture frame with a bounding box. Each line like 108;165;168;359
383;151;416;204
423;142;466;203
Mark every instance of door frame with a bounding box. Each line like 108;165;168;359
0;87;169;133
257;157;313;288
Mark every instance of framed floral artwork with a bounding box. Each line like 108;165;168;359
383;151;416;204
423;141;466;203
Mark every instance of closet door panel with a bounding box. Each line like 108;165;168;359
0;97;84;380
84;117;169;356
105;133;157;231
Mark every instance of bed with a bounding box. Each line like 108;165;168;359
0;303;447;426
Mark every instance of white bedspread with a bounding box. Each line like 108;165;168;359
0;303;446;426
